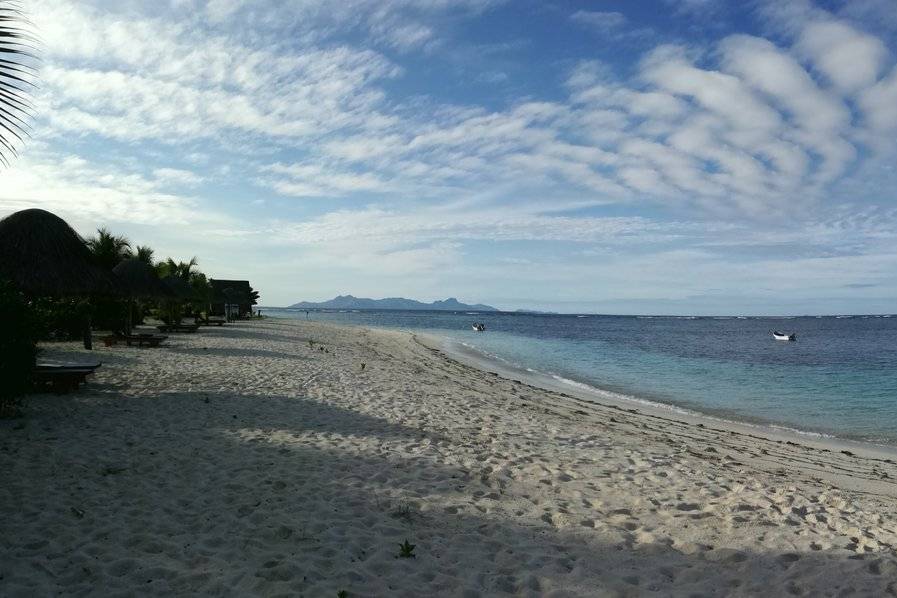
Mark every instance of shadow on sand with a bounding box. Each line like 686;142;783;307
165;346;310;361
3;389;895;597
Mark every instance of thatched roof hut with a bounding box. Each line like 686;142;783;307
0;208;120;296
210;279;251;305
113;258;171;298
210;279;253;317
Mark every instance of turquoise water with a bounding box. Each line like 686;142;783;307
265;309;897;445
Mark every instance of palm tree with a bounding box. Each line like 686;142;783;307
134;245;154;265
188;271;213;312
154;257;204;320
0;1;40;168
167;256;198;280
86;227;132;270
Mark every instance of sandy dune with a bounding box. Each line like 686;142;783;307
2;318;896;596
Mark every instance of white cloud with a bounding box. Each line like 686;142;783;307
0;150;204;226
570;10;653;42
718;35;853;183
640;45;782;137
571;10;627;31
860;66;897;132
795;20;888;93
153;168;205;187
261;163;392;197
205;0;245;23
269;205;699;248
33;1;401;146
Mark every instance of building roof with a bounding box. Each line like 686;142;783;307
210;279;252;304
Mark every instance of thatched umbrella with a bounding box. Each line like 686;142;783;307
0;209;120;295
0;209;121;349
113;258;172;334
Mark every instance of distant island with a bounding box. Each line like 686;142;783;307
288;295;498;311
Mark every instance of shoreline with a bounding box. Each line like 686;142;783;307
418;332;897;460
265;313;895;457
265;312;897;454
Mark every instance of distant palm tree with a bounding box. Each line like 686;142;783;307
188;270;213;307
134;245;155;265
157;256;199;280
0;1;40;168
87;227;132;270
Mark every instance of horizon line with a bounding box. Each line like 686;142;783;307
259;306;896;318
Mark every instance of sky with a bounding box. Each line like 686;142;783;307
1;0;897;314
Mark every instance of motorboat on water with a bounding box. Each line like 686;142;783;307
471;323;486;332
772;331;796;341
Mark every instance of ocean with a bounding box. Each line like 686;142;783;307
263;308;897;446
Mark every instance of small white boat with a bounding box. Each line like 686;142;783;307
471;323;486;332
772;331;796;341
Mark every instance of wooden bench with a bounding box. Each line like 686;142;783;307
32;362;102;394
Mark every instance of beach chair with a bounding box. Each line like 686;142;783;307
32;362;101;394
125;334;168;347
102;334;168;347
35;360;101;372
157;323;199;333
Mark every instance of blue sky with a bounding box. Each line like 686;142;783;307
2;0;897;314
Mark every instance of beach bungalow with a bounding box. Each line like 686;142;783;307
210;279;253;320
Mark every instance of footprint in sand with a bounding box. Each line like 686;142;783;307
778;553;800;567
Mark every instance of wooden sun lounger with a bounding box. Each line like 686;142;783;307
157;324;199;333
102;334;168;347
125;334;167;347
35;360;101;372
32;362;102;394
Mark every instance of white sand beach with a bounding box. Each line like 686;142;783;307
2;318;897;597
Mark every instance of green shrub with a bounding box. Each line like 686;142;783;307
397;539;416;558
31;297;86;341
158;301;185;325
90;296;129;332
0;280;39;415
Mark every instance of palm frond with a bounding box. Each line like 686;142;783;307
135;245;155;265
0;0;40;168
86;227;133;270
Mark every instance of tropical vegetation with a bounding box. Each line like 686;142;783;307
0;0;39;168
0;279;38;416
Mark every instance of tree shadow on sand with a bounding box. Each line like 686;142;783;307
37;345;138;366
165;346;310;361
205;325;311;345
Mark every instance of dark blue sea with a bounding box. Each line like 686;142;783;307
263;308;897;445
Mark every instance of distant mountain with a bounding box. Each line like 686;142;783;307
288;295;498;311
